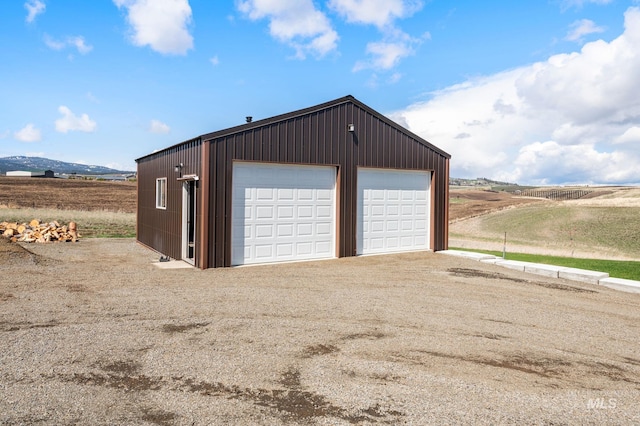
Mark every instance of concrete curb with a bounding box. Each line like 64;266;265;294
438;250;640;294
599;277;640;293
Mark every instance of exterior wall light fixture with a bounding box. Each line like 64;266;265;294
174;163;183;173
348;124;355;132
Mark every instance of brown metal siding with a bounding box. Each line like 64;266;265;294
203;98;450;267
136;138;202;262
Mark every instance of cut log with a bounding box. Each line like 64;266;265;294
1;219;81;243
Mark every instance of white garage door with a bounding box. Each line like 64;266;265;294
357;168;431;255
232;162;336;266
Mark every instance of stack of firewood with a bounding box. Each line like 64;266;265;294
0;219;79;243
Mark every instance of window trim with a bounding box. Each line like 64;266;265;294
156;177;167;209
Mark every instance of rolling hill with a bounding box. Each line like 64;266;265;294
0;156;133;175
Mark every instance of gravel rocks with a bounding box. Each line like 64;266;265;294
1;239;639;424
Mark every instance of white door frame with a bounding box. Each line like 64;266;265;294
181;177;198;265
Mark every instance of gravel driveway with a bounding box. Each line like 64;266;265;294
1;239;639;425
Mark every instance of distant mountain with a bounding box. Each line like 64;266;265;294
0;156;134;175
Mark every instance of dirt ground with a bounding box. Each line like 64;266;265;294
449;189;543;221
1;238;639;425
0;177;136;213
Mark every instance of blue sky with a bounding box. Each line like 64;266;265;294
1;0;640;184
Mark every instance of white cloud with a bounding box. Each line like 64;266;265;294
114;0;194;55
390;7;640;185
235;0;423;70
43;34;65;50
149;119;170;134
237;0;338;59
328;0;422;29
55;106;97;133
565;19;605;42
44;35;93;54
210;55;219;66
14;124;42;142
614;126;640;144
511;141;638;185
329;1;425;73
353;37;417;71
68;36;93;54
25;0;45;23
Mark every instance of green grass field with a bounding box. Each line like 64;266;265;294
453;204;640;258
1;208;136;238
451;248;640;281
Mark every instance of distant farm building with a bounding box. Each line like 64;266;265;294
136;95;451;269
6;170;54;178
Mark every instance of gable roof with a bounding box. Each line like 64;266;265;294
137;95;449;162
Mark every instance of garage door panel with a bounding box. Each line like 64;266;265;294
316;205;332;218
297;223;313;236
255;224;273;238
357;169;431;255
371;205;384;216
400;236;415;247
277;205;294;219
278;188;294;200
402;192;415;201
297;242;312;255
298;189;313;200
277;223;293;237
232;163;336;265
317;189;333;200
256;206;274;219
316;222;332;235
371;221;384;232
387;220;399;231
255;245;273;259
297;205;313;218
257;188;274;200
277;244;293;257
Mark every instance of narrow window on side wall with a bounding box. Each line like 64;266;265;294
156;177;167;209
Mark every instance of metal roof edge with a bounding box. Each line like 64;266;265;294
135;136;203;163
199;95;356;142
136;94;450;162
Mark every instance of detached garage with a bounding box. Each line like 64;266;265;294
136;95;450;269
